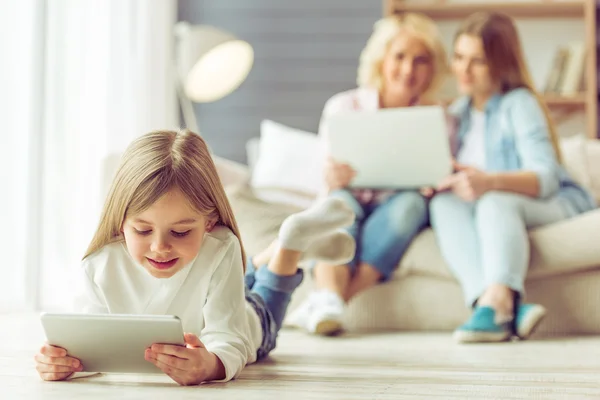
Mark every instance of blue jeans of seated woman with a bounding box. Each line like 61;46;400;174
328;189;429;281
429;191;568;307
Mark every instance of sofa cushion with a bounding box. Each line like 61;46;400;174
396;229;454;281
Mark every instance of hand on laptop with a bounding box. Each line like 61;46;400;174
436;161;492;202
35;342;83;381
419;187;435;198
325;157;356;191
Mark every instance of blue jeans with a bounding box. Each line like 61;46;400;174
244;260;303;359
329;189;429;281
429;191;568;307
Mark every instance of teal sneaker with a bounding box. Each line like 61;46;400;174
515;303;546;339
454;306;513;343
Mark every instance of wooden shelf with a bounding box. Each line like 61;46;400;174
386;0;598;138
389;1;585;20
544;93;586;106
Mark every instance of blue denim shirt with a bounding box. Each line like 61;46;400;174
448;88;596;216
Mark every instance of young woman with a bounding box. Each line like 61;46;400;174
430;12;596;343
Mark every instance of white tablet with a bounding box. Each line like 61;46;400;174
40;313;185;374
325;105;453;189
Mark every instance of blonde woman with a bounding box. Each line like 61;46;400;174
285;13;449;335
430;12;596;343
34;130;356;385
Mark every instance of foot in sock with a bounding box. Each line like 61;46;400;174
278;198;355;252
300;231;355;265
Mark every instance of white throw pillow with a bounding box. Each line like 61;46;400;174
250;119;324;201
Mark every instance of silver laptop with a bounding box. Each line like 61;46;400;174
40;313;185;374
325;105;452;189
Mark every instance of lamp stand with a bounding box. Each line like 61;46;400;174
175;70;200;134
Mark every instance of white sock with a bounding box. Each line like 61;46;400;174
300;231;355;265
278;198;355;252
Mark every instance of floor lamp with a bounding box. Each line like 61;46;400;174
174;21;253;134
174;21;254;183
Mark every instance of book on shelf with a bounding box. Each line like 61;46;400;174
543;47;569;94
543;41;586;98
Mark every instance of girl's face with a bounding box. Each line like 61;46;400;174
452;34;497;97
380;32;434;100
121;188;216;279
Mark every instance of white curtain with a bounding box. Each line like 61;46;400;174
0;0;177;312
0;0;43;312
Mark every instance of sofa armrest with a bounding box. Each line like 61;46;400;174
529;208;600;278
213;155;250;188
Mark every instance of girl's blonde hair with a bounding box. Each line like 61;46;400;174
456;12;562;162
357;13;448;102
84;129;246;269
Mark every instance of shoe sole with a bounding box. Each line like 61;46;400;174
516;305;547;339
313;319;343;336
453;329;511;343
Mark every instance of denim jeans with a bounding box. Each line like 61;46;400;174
244;260;303;359
329;189;429;281
429;191;568;307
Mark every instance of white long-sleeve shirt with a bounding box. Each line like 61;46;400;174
73;226;262;382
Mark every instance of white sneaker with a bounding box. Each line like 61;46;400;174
286;290;345;336
285;297;314;330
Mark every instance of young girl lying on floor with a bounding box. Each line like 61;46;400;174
34;129;355;385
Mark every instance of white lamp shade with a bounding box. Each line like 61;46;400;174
175;22;254;103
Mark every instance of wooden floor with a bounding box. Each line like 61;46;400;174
3;313;600;399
